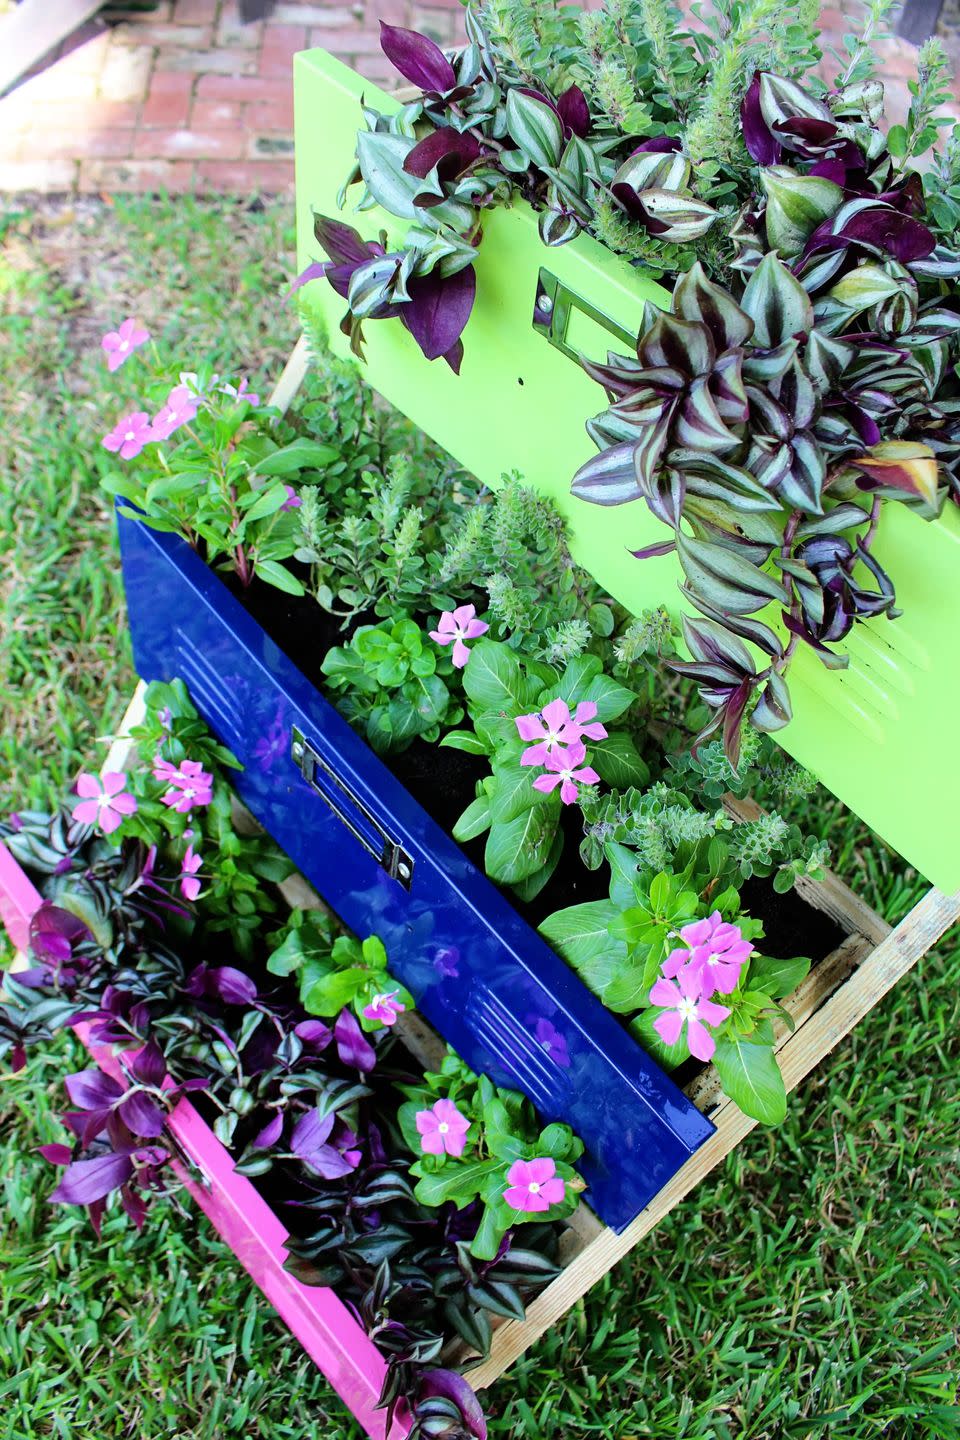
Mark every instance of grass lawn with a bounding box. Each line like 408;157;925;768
1;194;958;1440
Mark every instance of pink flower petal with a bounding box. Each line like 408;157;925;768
71;799;100;826
101;772;128;796
436;611;457;635
181;876;202;901
533;773;561;794
579;721;608;740
698;997;731;1027
110;792;138;816
521;742;551;767
75;773;101;799
680;917;714;948
463;618;489;639
98;807;123;835
573;765;600;786
451;638;471;668
527;1157;557;1184
539;1176;566;1205
429;629;453;646
419;1129;446;1155
515;714;546;742
503;1184;536;1211
677;964;708;1001
649;976;680;1008
540;698;573;732
661;947;690;980
444;1129;468;1158
574;701;599;723
653;1010;685;1047
451;604;477;628
559;779;579;805
686;1017;716;1061
415;1111;439;1135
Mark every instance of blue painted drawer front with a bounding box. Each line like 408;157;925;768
118;512;714;1232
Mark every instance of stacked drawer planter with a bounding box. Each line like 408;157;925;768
293;47;960;899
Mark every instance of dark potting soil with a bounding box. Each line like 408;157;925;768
227;570;844;966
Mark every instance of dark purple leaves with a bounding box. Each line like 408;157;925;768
38;1143;74;1166
314;215;378;268
65;1067;123;1112
379;20;456;93
631;136;682;154
334;1008;376;1073
418;1370;488;1440
30;904;90;966
291;1109;361;1179
132;1039;167;1089
252;1112;284;1150
294;1018;333;1049
50;1151;134;1206
402;264;476;365
118;1090;166;1138
403;128;482;181
557;84;590;138
184;963;257;1006
741;75;781;166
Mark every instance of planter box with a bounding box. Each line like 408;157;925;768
293;47;960;897
117;507;714;1236
4;738;957;1435
0;839;410;1440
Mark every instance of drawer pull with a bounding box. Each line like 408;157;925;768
532;267;637;363
291;726;414;888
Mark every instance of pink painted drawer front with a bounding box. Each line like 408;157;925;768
0;841;411;1440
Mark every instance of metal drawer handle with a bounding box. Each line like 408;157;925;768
291;727;414;888
532;267;637;363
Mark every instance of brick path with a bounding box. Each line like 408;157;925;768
0;0;956;195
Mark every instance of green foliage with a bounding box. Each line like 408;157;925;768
448;640;637;897
436;477;616;652
397;1053;583;1261
321;617;463;755
541;837;811;1121
267;918;414;1031
886;37;956;170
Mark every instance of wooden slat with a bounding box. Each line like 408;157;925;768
0;0;104;98
467;883;960;1389
269;334;310;416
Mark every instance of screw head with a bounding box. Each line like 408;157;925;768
292;741;304;762
538;292;554;315
397;860;412;883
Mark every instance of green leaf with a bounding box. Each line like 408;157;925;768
759;168;843;259
255;559;304;596
741;250;815;347
452;794;492;842
300;965;367;1016
505;89;563;169
462;640;529;713
488;765;543;825
252;439;339;476
357;130;474;231
414;1157;505;1209
712;1034;787;1124
539;900;622;971
485;806;558;884
440;729;488;755
591;732;650;789
887;123;907;158
746;953;811;998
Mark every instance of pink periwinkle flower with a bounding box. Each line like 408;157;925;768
281;485;302;511
102;411;154;460
101;317;149;372
531;741;600;805
72;772;138;836
150;384;199;442
649;967;731;1062
503;1157;566;1213
415;1098;470;1157
516;699;607;767
153;757;214;813
429;605;489;669
662;911;753;996
180;844;202;901
362;990;406;1027
220;377;260;407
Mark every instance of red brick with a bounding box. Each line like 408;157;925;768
307;26;394;53
244;96;294;131
196;158;294;192
3;99;140;133
134;127;246;160
191;98;244;126
22;128;136;160
196;73;290;100
258;24;309;77
141;71;195;127
79;157;196;193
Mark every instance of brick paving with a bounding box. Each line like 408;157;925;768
0;0;956;196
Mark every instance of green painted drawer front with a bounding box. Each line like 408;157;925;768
294;47;960;894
